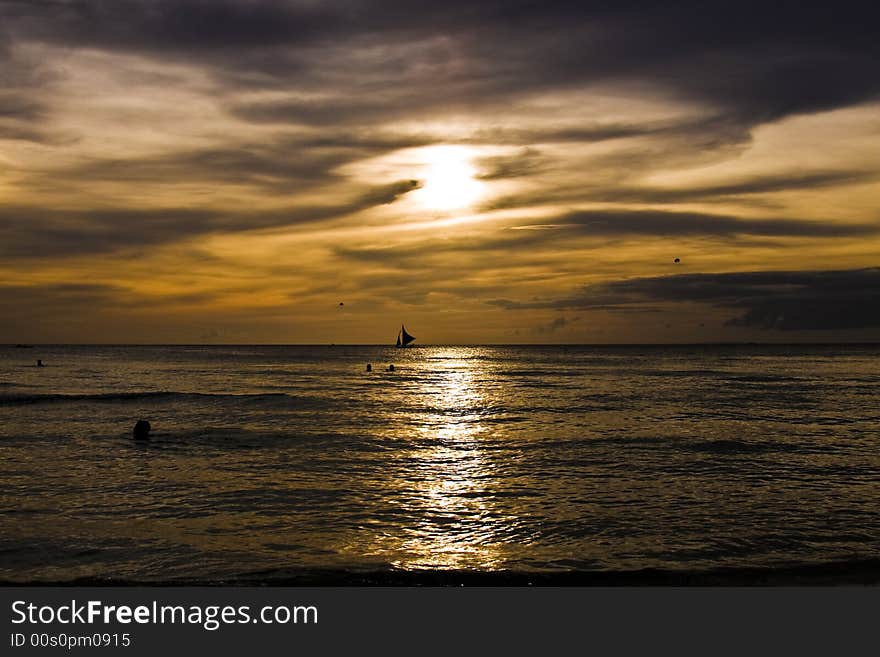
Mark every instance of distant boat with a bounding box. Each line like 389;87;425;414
395;324;416;348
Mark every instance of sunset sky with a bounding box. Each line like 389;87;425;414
2;0;878;344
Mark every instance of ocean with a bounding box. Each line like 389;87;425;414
1;344;878;584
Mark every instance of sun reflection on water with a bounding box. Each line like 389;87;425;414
387;349;510;571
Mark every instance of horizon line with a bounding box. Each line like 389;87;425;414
6;341;880;348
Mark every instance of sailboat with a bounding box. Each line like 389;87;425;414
395;324;416;348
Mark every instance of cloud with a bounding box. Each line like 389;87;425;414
533;315;572;335
5;1;878;133
356;179;422;206
0;28;55;142
0;207;219;258
0;280;228;343
0;178;423;258
0;283;131;324
595;171;879;204
485;167;878;210
492;268;880;331
66;144;349;192
0;95;42;121
61;133;430;194
550;209;879;238
477;148;548;180
336;208;880;270
6;2;879;211
3;1;343;52
0;280;223;312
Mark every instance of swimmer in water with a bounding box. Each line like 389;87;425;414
133;420;151;440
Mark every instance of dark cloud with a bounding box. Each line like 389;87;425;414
66;146;347;193
2;0;342;52
0;95;42;120
47;132;434;195
0;282;125;303
0;179;423;258
468;124;664;146
551;209;879;239
0;206;222;258
4;1;878;135
336;209;879;270
0;283;129;323
357;179;422;206
477;148;547;180
0;282;222;337
485;168;877;211
229;97;416;128
492;268;880;331
0;26;55;142
0;123;49;142
533;315;573;335
595;171;878;204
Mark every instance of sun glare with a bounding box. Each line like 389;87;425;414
413;145;484;212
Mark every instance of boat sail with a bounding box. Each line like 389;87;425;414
395;324;415;347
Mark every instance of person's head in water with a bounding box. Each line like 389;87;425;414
388;364;395;372
133;419;151;440
366;363;372;372
36;359;44;367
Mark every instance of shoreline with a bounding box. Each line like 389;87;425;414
4;559;880;587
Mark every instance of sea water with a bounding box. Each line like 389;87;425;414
1;344;878;582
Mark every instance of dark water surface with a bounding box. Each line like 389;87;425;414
1;344;878;583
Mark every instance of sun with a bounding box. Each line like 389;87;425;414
412;145;484;212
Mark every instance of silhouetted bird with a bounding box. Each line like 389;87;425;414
366;363;372;372
133;420;151;440
388;364;395;372
36;359;44;367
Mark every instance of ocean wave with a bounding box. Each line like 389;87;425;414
534;435;817;455
125;429;389;452
684;438;808;454
724;374;807;383
8;557;878;586
0;391;291;406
